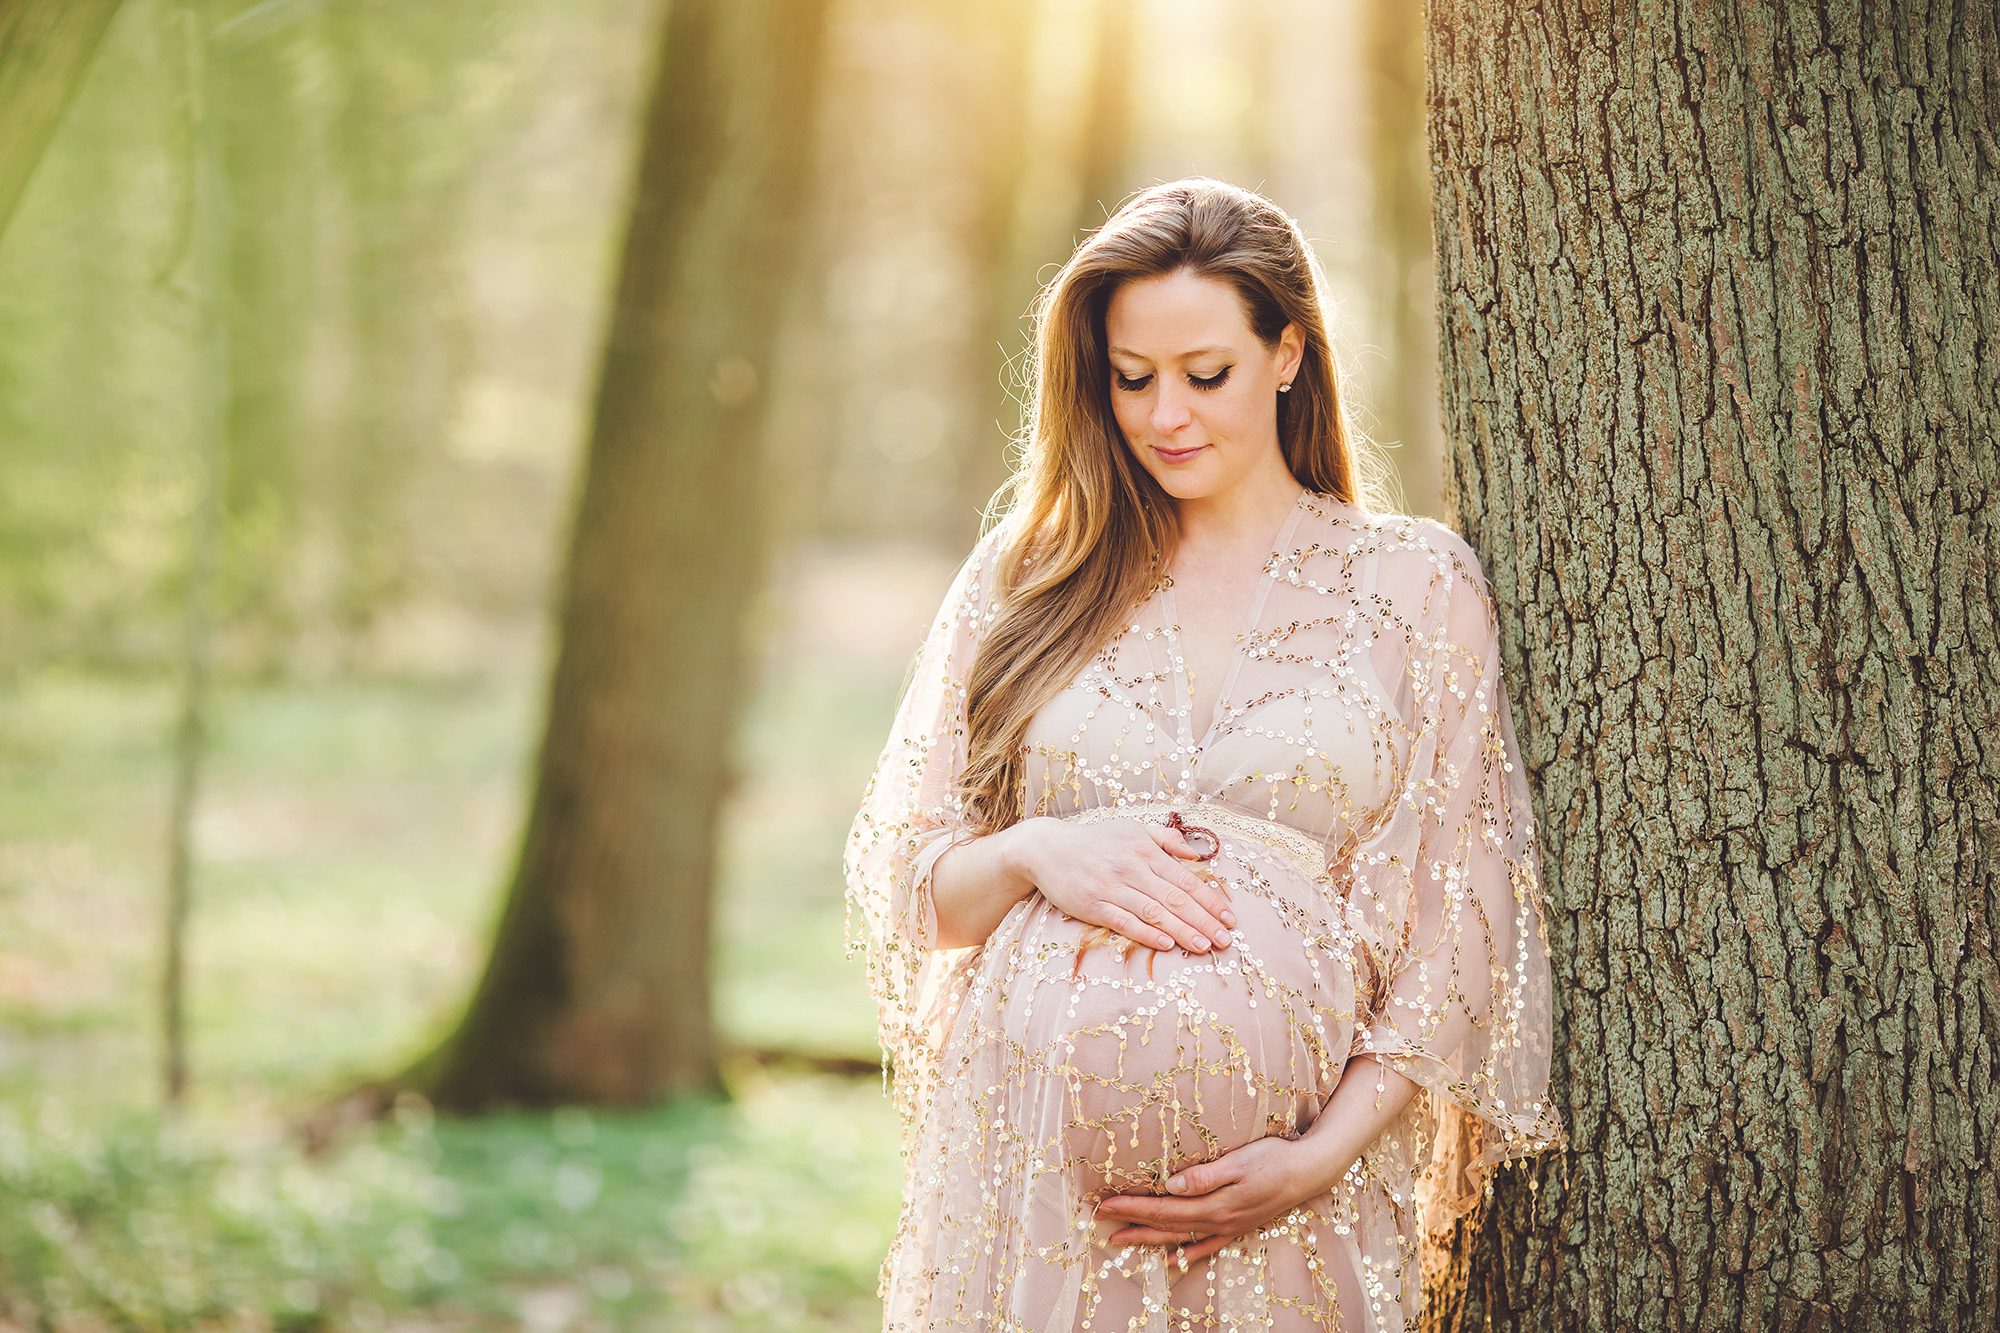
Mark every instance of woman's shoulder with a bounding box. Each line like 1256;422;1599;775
963;511;1035;582
1300;493;1494;607
945;513;1035;614
1299;491;1449;550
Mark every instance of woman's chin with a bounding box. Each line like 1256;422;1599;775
1148;467;1221;501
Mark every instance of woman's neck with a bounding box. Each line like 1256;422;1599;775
1171;469;1307;557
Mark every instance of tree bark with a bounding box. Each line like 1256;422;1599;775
1425;3;1999;1328
412;0;832;1111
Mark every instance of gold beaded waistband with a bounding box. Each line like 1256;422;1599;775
1065;799;1329;883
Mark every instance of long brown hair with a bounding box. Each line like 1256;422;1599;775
960;177;1381;835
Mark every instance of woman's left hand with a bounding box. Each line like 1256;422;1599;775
1093;1136;1329;1266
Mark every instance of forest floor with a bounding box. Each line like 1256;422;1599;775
0;661;907;1330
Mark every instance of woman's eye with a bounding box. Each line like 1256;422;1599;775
1112;368;1232;392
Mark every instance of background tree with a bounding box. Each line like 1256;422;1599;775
0;0;124;241
1361;0;1440;516
941;0;1039;537
407;0;834;1111
1425;4;1999;1327
319;0;459;657
212;3;323;662
1070;0;1137;247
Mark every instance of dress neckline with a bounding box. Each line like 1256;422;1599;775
1160;487;1312;753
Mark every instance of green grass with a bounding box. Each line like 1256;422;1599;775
0;663;907;1328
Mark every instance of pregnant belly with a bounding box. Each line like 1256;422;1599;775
983;831;1361;1201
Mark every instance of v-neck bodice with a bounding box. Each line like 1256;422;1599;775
1019;489;1410;852
1160;488;1312;750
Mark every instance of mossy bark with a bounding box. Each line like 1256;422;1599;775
1425;2;2000;1327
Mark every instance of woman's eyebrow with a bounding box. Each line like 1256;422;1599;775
1107;344;1233;361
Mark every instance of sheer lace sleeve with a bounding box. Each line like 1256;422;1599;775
842;522;1010;1139
1349;520;1565;1224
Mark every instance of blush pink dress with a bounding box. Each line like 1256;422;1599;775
844;489;1565;1330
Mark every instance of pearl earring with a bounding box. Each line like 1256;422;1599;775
1279;383;1292;393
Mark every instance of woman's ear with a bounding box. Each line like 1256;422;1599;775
1279;322;1305;384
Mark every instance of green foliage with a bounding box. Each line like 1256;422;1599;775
0;1080;901;1328
0;668;903;1327
0;0;660;676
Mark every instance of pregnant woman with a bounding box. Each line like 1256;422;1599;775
845;178;1565;1330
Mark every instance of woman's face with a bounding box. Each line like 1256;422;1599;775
1103;268;1302;502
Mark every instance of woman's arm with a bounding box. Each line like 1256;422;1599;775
928;819;1049;950
1289;1053;1423;1190
930;814;1240;953
1093;1053;1425;1261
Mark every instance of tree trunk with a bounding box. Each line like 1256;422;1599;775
320;0;458;659
214;1;324;668
1362;0;1443;516
1425;3;1999;1328
1232;0;1283;189
0;0;124;243
1072;0;1138;240
946;0;1039;541
414;0;832;1111
162;0;229;1110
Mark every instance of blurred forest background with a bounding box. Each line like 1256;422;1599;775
0;0;1448;1326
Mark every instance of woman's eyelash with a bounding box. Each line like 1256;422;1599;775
1113;367;1232;392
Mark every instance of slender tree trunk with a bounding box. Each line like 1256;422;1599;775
413;0;833;1111
0;0;124;242
163;0;228;1110
1425;3;1999;1328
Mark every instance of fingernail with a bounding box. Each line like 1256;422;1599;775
1212;932;1231;948
1221;909;1237;927
1167;1176;1187;1193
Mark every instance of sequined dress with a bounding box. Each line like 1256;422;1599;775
844;490;1565;1330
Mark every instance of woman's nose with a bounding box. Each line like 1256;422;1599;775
1150;387;1193;431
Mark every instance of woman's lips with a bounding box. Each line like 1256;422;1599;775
1153;444;1207;464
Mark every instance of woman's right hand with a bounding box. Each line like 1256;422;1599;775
1006;816;1238;954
